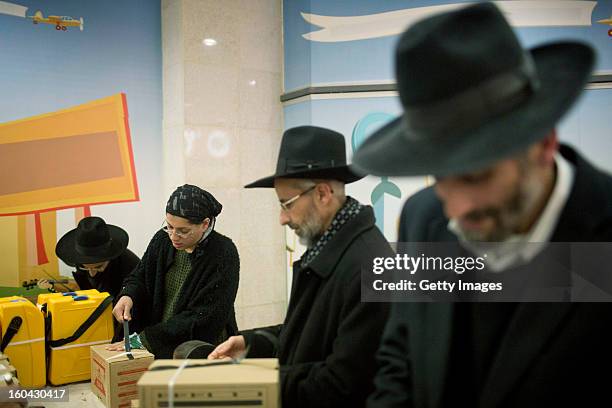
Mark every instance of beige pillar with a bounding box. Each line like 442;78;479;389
162;0;286;329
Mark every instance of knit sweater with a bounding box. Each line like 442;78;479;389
162;250;192;322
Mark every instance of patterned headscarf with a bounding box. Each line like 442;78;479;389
166;184;222;221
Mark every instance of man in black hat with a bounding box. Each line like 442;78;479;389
46;216;140;297
208;126;392;408
108;185;240;358
353;3;612;407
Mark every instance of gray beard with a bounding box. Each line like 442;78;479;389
296;210;324;248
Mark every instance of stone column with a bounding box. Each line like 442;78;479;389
162;0;286;329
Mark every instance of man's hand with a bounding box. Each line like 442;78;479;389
112;296;133;322
208;335;246;360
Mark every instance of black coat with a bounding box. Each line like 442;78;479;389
242;205;392;408
368;145;612;407
120;229;240;358
72;249;140;299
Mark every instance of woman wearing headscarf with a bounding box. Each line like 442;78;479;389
108;184;240;358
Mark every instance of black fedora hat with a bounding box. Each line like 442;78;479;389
245;125;364;188
55;216;129;266
352;2;594;177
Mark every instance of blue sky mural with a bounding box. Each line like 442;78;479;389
284;0;612;91
0;0;161;121
0;0;162;259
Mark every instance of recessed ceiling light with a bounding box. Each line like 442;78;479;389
202;38;217;46
248;80;257;86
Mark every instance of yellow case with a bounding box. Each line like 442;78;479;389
47;292;114;385
0;296;46;387
37;289;100;310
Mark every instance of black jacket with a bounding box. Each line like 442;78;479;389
368;145;612;407
120;229;240;358
72;249;140;299
243;205;392;408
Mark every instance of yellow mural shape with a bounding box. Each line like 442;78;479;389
0;93;139;215
0;94;139;291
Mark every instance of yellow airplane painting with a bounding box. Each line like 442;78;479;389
597;16;612;37
27;10;84;31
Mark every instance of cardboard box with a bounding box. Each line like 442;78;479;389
91;345;154;408
138;358;279;408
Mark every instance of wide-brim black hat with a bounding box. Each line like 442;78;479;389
352;3;594;177
245;125;363;188
56;216;128;266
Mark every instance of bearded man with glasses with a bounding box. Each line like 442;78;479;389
208;126;392;408
107;184;240;358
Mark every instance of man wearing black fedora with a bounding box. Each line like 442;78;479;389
51;216;140;298
208;126;392;407
353;3;612;407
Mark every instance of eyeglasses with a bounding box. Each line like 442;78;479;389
78;262;109;273
279;185;316;211
161;221;194;239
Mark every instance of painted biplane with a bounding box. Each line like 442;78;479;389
597;16;612;37
27;10;84;31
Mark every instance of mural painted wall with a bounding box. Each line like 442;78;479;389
0;0;162;295
282;0;612;255
284;0;612;90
